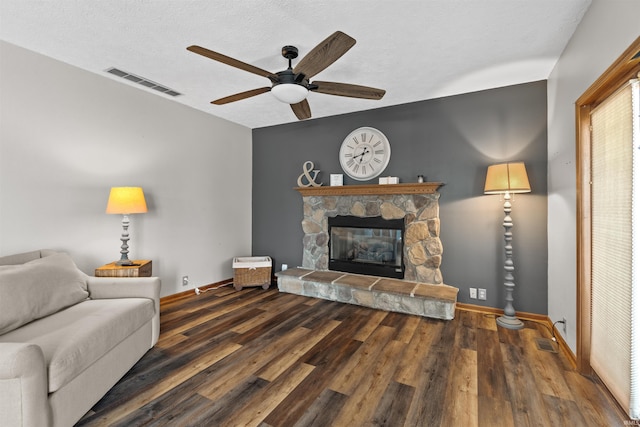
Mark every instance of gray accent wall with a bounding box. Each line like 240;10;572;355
253;81;548;314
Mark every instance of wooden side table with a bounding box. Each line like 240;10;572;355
95;260;152;277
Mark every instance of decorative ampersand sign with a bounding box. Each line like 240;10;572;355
297;161;322;187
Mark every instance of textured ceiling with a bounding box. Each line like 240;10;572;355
0;1;591;129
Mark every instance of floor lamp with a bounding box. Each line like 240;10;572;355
484;162;531;330
106;187;147;266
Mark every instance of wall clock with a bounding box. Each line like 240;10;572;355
339;127;391;181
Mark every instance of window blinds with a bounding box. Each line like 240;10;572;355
590;79;639;419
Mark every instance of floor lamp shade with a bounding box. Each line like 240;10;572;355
484;162;531;194
106;187;147;265
484;162;530;330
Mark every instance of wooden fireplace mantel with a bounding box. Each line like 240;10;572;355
294;182;443;197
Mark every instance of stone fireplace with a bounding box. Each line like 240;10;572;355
298;183;443;284
276;183;457;320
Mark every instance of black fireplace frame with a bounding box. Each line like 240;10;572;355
328;215;405;279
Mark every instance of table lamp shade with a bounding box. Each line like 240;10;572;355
106;187;147;214
484;162;531;194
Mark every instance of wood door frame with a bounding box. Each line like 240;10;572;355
576;37;640;374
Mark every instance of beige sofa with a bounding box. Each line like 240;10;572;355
0;250;160;427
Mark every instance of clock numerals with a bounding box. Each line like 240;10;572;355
373;157;382;164
352;136;359;145
346;158;378;176
359;133;378;144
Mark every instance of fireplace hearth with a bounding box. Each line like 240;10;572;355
329;215;404;279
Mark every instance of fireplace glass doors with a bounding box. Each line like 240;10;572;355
328;216;404;279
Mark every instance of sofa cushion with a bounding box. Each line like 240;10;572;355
0;250;43;266
0;253;89;335
0;298;155;392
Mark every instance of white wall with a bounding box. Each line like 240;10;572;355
547;0;640;352
0;41;253;297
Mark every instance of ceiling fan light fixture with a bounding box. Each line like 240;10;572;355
187;32;384;120
271;83;309;104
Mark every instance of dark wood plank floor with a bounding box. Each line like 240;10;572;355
77;286;628;426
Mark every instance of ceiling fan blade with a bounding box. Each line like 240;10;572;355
187;45;278;81
293;31;356;79
312;81;386;100
291;99;311;120
211;87;271;105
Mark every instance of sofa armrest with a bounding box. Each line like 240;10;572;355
0;343;49;427
87;277;161;346
87;276;160;300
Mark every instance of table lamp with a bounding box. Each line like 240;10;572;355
106;187;147;266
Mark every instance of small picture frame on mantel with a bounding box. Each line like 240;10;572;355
330;174;344;186
379;176;399;184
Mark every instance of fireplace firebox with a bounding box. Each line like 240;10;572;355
328;215;405;279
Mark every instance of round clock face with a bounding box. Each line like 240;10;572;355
339;127;391;181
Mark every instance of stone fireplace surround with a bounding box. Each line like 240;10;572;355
275;183;458;320
299;183;444;284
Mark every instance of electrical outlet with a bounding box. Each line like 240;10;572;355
469;288;477;299
563;317;567;333
478;288;487;300
182;276;189;287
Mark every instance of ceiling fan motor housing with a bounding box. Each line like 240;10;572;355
275;69;306;85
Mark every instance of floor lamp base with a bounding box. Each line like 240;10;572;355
496;315;524;330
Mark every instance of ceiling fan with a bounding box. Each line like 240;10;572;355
187;31;386;120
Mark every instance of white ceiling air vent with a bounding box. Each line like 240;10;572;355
106;68;182;97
